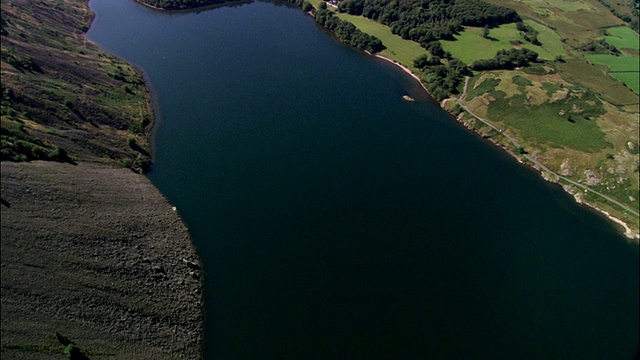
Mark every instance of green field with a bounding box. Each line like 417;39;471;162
468;73;611;152
586;54;640;71
489;93;611;152
441;21;565;63
525;20;567;56
540;0;595;12
305;0;322;8
485;0;623;46
610;72;640;94
335;13;429;71
603;26;640;50
585;54;639;93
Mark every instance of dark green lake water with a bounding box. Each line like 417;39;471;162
87;0;639;358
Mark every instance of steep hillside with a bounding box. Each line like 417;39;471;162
1;162;203;359
1;0;152;171
1;1;204;358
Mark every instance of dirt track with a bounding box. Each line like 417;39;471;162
1;161;203;359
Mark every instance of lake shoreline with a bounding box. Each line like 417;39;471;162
373;53;638;241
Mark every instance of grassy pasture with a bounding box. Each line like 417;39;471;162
586;54;640;71
441;21;564;63
557;59;638;105
585;54;640;93
484;0;623;46
525;20;566;56
468;72;611;152
598;0;638;22
602;26;640;51
304;2;429;70
489;94;611;152
305;0;324;9
466;77;501;100
335;13;429;71
538;0;595;12
609;72;640;94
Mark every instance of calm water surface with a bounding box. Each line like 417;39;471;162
88;1;639;358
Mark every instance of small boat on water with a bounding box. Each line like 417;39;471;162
402;95;415;102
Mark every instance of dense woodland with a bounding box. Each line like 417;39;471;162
413;56;471;101
337;0;520;47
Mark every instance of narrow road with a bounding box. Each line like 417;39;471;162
456;77;639;218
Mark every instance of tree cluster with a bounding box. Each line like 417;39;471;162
470;48;539;70
413;56;470;101
516;22;540;45
336;0;520;49
579;39;621;55
597;0;640;31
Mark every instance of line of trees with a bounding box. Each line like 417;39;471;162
579;39;621;55
597;0;639;31
314;7;386;53
516;22;540;46
470;48;539;71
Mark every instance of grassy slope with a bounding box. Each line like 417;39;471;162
1;0;153;170
320;0;639;235
586;27;640;93
441;20;565;63
484;0;624;46
0;1;204;357
609;72;640;94
304;1;429;72
335;13;429;72
603;26;640;50
585;54;640;71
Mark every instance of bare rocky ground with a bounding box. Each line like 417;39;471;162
1;161;203;359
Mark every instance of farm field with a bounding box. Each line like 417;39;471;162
602;26;640;51
441;20;564;63
586;54;640;72
609;72;640;94
484;0;623;46
586;54;640;93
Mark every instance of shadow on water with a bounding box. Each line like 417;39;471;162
136;0;255;14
